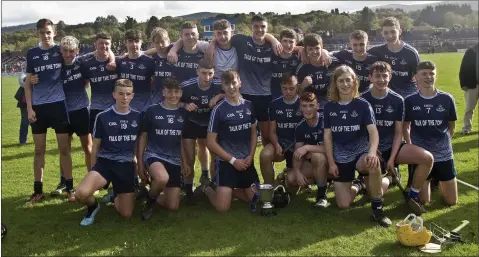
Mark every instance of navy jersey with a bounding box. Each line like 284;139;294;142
295;58;340;109
231;34;273;96
80;53;119;111
404;91;457;162
93;106;142;162
368;43;420;98
361;88;404;152
268;96;302;148
151;53;174;104
270;54;301;99
141;103;187;166
333;50;379;93
26;44;65;105
208;98;256;160
172;49;204;83
323;98;375;163
62;59;89;111
180;77;223;127
295;113;324;146
116;54;155;111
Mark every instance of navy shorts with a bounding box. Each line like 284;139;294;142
145;157;182;188
182;120;207;139
379;142;407;171
68;107;90;136
241;94;272;122
93;158;135;195
427;159;456;182
31;100;70;134
89;109;103;134
279;141;294;168
334;154;366;183
215;159;259;189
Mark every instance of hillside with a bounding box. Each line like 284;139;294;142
2;23;36;33
175;12;223;20
372;1;478;12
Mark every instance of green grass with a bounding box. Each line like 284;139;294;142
1;52;478;256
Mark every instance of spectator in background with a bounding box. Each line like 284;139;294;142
15;72;29;145
459;43;479;134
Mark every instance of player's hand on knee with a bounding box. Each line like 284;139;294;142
275;144;283;156
366;152;380;169
182;165;192;177
328;164;339;178
138;165;150;184
296;172;308;186
30;75;39;85
293;147;307;161
386;159;395;174
244;155;253;167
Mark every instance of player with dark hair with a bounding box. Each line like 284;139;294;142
197;70;260;212
137;78;187;220
404;61;458;207
260;73;301;184
179;59;224;203
286;92;330;208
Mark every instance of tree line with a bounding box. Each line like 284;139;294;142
2;3;477;55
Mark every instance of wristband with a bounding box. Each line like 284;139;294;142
229;157;236;165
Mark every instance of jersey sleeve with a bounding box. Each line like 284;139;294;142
396;97;405;122
295;63;306;81
140;107;152;133
409;47;421;76
249;102;257;125
447;95;458;121
323;103;331;129
93;114;105;139
362;101;375;126
26;50;34;74
208;105;221;133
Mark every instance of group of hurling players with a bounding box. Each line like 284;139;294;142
23;14;458;228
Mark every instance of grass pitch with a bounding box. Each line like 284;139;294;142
1;52;478;256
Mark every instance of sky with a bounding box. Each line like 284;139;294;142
1;1;441;27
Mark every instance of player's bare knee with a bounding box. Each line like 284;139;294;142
336;200;350;209
423;151;434;167
117;207;133;217
74;188;89;202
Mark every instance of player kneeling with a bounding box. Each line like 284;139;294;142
197;70;259;212
323;65;392;227
75;79;142;226
285;92;330;209
404;61;458;207
260;73;302;185
137;78;187;221
361;61;433;215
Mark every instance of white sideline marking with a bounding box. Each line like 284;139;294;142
457;179;479;191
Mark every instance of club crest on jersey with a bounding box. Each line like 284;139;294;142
400;59;407;65
74;65;80;70
138;64;146;70
291;60;298;66
351;110;358;118
385;105;394;113
246;109;252;115
131;120;138;127
177;116;184;123
247;42;253;48
296;109;302;116
66;70;72;76
52;52;59;57
436;104;445;112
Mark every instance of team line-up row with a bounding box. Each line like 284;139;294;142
22;15;458;227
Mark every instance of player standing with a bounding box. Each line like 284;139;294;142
24;19;73;203
270;29;300;99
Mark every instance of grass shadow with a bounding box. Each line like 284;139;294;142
1;146;83;161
